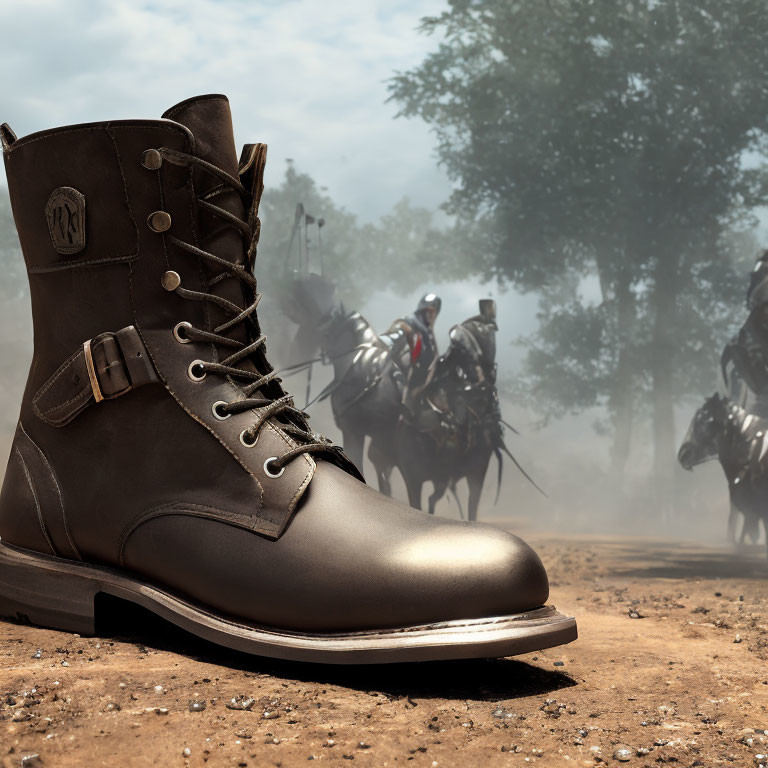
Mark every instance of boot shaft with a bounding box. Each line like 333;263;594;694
0;95;345;548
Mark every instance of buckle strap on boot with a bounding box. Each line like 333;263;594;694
33;326;159;427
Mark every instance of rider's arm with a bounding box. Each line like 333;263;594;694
381;320;414;369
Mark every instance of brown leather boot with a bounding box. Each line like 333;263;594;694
0;95;576;663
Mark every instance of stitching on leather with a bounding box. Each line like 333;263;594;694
124;125;264;506
7;121;188;151
117;122;269;526
14;447;57;557
33;347;85;403
36;388;91;425
290;455;315;514
37;388;92;425
22;123;189;273
40;387;90;416
8;125;114;150
29;254;137;273
164;95;228;120
117;502;278;566
33;349;92;426
19;422;81;561
106;125;140;250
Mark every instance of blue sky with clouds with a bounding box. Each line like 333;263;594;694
0;0;548;349
0;0;451;221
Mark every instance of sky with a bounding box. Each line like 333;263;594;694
0;0;451;221
0;0;546;353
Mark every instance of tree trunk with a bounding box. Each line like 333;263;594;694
650;250;680;520
610;266;635;477
595;250;636;478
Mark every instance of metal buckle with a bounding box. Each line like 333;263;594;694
83;339;104;403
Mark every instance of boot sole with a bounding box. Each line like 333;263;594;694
0;541;577;664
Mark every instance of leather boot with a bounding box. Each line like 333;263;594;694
0;96;576;663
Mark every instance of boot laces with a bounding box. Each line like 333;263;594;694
154;146;331;473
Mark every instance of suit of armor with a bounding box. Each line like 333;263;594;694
442;303;501;429
726;253;768;417
380;293;441;418
446;316;497;386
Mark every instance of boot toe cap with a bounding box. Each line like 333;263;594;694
390;523;550;622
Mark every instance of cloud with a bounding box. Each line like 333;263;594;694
0;0;450;220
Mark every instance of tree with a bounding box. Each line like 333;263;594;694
257;162;443;348
389;0;768;485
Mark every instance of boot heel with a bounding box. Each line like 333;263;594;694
0;543;96;634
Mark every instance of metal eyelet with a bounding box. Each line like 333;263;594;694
141;149;163;170
187;360;206;381
173;321;192;343
212;401;231;421
147;211;172;232
264;457;285;478
240;430;258;447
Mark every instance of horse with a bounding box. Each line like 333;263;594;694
311;307;403;480
387;340;543;521
678;392;768;555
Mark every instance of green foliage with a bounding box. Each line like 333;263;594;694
257;163;443;327
389;0;768;466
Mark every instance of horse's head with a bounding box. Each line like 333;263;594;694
678;393;728;470
318;307;376;363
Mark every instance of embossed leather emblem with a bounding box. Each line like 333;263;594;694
45;187;86;255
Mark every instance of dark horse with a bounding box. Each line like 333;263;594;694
395;379;501;520
678;392;768;555
385;334;543;521
310;305;540;517
312;308;402;482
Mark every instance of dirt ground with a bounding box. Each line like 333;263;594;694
2;529;768;768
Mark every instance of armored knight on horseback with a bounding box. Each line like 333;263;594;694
431;299;503;452
380;292;442;419
722;251;768;416
444;298;499;387
682;251;768;552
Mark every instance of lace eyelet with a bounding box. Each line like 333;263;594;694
173;321;192;343
264;457;285;478
212;401;231;421
187;360;206;381
240;430;258;447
